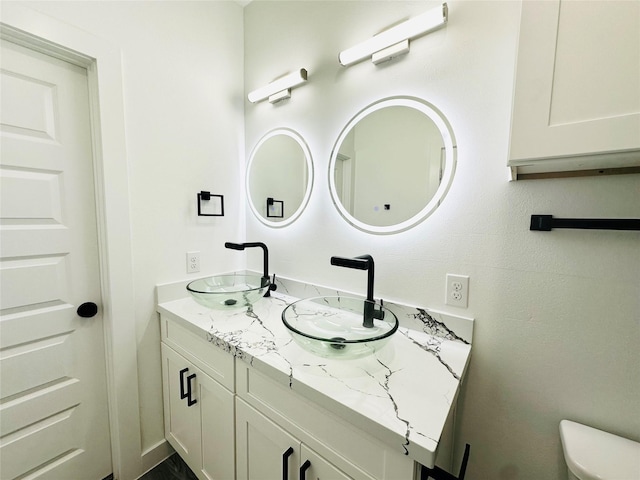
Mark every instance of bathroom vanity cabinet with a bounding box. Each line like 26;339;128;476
235;361;414;480
508;0;640;179
157;276;473;480
161;316;414;480
236;399;351;480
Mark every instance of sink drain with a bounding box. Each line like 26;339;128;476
224;299;237;306
329;337;347;350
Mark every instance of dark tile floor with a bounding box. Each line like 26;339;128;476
139;453;198;480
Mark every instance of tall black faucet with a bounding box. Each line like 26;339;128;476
225;242;276;297
330;254;384;328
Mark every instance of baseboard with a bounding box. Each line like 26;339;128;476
140;439;174;476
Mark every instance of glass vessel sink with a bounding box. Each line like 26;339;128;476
282;296;398;358
187;274;270;310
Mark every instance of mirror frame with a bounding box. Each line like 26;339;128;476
329;96;457;234
246;128;314;228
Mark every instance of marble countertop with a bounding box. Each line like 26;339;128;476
156;276;473;468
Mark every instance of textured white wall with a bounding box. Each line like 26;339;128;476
243;1;640;478
17;0;245;464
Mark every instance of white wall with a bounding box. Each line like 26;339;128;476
243;1;640;478
11;0;245;474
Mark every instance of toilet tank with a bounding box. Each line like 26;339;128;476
560;420;640;480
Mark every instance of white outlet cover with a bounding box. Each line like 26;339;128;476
186;251;200;273
446;274;469;308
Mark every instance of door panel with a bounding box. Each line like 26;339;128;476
0;255;67;309
0;39;112;479
0;69;58;140
0;329;70;398
1;405;80;479
0;168;63;221
0;377;80;436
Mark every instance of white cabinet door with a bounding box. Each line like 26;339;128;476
162;343;235;480
236;398;301;480
300;445;352;480
162;344;202;472
236;398;355;480
200;370;235;480
508;0;640;178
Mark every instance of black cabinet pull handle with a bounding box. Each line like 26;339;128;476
179;368;189;399
282;447;294;480
299;460;311;480
186;373;197;406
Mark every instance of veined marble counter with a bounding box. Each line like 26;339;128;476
156;275;473;468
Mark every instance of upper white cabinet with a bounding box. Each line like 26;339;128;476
508;0;640;179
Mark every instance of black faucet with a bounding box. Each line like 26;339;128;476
225;242;276;297
330;254;384;328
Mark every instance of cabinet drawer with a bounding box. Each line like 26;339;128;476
236;362;415;480
161;315;234;391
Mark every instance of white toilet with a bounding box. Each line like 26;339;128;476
560;419;640;480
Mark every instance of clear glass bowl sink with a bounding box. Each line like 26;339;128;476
187;274;270;310
281;296;398;358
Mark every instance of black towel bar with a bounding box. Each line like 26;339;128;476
530;215;640;231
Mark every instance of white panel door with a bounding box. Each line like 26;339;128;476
0;40;112;479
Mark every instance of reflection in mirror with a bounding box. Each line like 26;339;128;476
247;129;313;227
329;97;456;234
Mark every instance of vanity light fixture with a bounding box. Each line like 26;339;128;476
247;68;308;104
338;2;448;66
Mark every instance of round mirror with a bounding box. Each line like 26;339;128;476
329;97;456;234
247;128;313;227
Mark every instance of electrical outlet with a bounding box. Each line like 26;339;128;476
446;274;469;308
186;251;200;273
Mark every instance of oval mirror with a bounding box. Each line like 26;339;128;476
329;97;456;234
247;128;313;227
